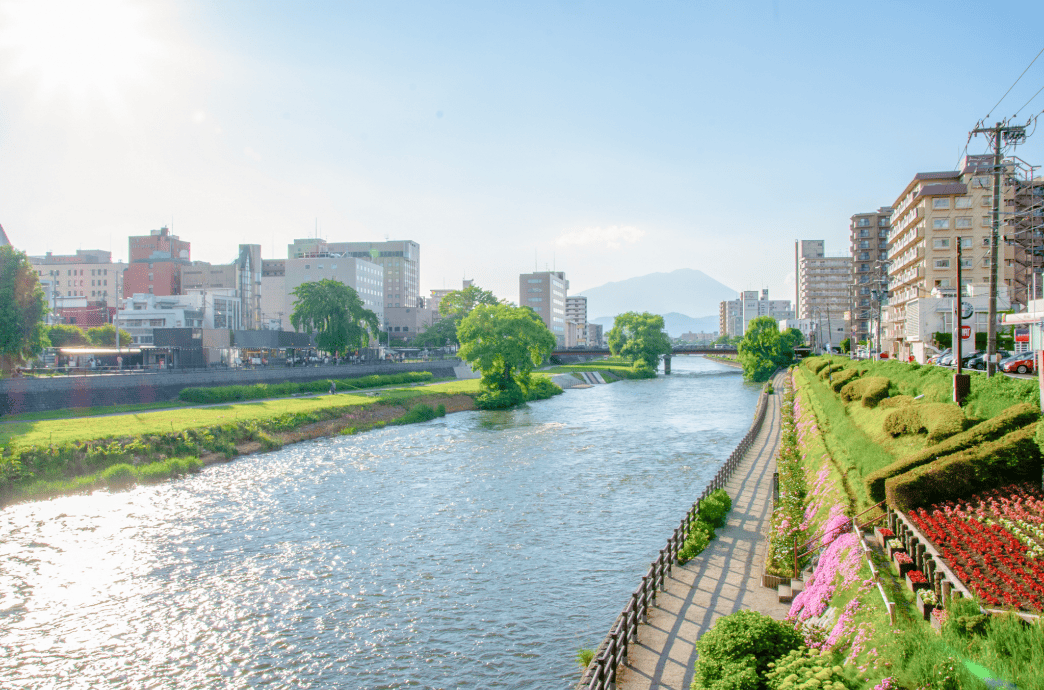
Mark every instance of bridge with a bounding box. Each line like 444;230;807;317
549;346;738;374
550;346;738;357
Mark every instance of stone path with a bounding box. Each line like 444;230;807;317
617;370;790;690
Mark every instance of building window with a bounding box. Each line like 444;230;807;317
960;258;973;268
932;219;950;229
933;238;951;249
955;197;972;209
955;217;973;229
878;218;888;227
857;218;870;227
934;259;951;269
982;216;992;226
933;198;950;210
972;176;990;188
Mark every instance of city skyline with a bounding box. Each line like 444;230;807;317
3;1;1044;306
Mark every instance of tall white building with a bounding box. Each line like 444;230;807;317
519;271;568;345
565;295;588;346
797;240;852;347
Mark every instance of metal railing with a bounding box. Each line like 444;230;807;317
577;379;773;690
792;500;887;577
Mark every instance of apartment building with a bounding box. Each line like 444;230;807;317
519;271;568;345
290;238;420;309
1008;167;1044;307
883;155;1016;360
849;207;892;345
719;299;742;338
283;256;385;328
565;295;588;346
29;250;125;308
797;240;852;347
741;289;793;332
124;227;191;297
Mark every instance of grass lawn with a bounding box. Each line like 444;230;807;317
0;378;482;448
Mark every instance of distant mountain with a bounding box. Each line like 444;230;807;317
591;312;720;338
576;269;737;323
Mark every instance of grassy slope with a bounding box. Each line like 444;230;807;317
0;379;482;448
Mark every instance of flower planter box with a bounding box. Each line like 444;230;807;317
906;571;930;594
875;526;895;550
893;552;915;577
930;607;948;633
917;596;941;621
886;543;906;561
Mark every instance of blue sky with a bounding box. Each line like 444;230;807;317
3;0;1044;315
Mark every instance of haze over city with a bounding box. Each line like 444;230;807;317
4;0;1044;304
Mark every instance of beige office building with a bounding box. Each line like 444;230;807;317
29;249;125;308
290;238;420;309
883;155;1016;359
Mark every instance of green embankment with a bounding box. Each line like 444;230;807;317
745;358;1044;690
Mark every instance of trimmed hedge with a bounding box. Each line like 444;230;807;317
867;402;1041;503
838;376;890;408
828;368;859;392
804;357;832;374
885;422;1043;511
879;395;914;409
882;403;965;444
178;372;435;404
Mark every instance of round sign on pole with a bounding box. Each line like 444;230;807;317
961;302;974;320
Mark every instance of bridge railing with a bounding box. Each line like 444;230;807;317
576;376;773;690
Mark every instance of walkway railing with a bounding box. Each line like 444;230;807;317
576;378;774;690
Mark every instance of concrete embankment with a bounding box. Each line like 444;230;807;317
0;360;460;416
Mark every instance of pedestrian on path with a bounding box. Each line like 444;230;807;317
329;380;336;395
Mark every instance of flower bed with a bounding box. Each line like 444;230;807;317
907;481;1044;611
892;550;914;577
874;526;894;549
905;569;929;594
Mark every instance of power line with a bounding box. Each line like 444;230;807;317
1014;83;1044;117
985;45;1044;119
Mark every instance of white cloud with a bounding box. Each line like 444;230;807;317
244;146;261;162
556;225;646;250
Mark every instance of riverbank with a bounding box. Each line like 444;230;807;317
0;378;493;505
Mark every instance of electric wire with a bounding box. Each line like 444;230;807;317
1014;83;1044;117
984;45;1044;119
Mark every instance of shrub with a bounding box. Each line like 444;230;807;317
885;423;1043;510
858;377;890;408
692;610;802;690
100;463;135;489
700;488;732;528
804;357;831;374
525;377;563;402
879;395;914;409
866;402;1040;502
392;403;446;426
828;368;859;393
921;404;966;444
765;648;855;690
677;521;713;564
883;406;925;437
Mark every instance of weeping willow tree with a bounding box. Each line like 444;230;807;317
290;279;380;355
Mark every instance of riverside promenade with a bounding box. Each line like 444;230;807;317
617;370;790;690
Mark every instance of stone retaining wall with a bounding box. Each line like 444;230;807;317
0;361;461;416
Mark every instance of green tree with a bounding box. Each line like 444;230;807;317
0;246;48;375
86;324;133;347
607;311;672;377
737;316;794;382
781;327;805;350
839;337;851;354
46;324;88;347
458;304;556;408
290;279;379;356
418;284;501;348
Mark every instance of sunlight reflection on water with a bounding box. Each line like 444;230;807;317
0;357;758;689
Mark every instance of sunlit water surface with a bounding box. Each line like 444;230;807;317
0;357;759;689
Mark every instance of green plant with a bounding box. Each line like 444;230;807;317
765;647;854;690
700;488;732;528
866;403;1040;502
576;647;595;668
691;610;802;690
100;463;135;489
885;423;1043;510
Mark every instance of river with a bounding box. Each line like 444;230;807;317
0;356;759;689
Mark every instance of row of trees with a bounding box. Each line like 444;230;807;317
45;324;133;348
737;316;804;382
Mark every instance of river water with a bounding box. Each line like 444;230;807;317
0;357;759;689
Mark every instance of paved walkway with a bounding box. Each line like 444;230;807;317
618;370;790;690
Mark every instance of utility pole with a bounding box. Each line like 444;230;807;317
971;120;1027;376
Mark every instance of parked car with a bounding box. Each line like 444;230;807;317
927;348;950;365
1001;352;1037;375
966;350;1012;370
937;352;955;367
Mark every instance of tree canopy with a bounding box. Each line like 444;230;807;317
290;279;380;356
46;324;88;348
607;311;672;377
87;324;133;347
457;304;556;408
417;284;501;347
737;316;795;382
0;246;48;375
